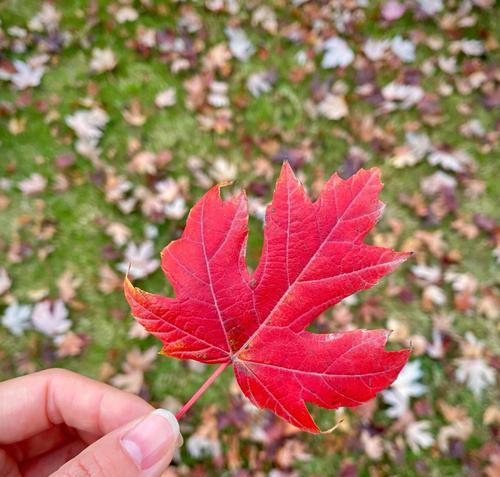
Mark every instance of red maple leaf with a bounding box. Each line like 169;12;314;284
125;163;410;432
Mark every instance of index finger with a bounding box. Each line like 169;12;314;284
0;368;154;444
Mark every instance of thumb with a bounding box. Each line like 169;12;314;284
52;409;181;477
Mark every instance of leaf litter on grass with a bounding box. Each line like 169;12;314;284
0;0;498;475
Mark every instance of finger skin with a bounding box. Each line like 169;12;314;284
4;426;70;462
0;368;153;444
52;413;178;477
0;449;22;477
20;440;86;477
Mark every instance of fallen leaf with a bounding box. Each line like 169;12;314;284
98;265;122;294
110;346;159;394
55;332;89;357
225;27;254;62
57;270;82;303
89;48;117;74
0;268;12;295
1;301;32;336
382;360;427;418
322;37;354;69
405;420;435;453
123;99;147;126
18;173;47;196
117;240;160;279
483;405;500;426
155;88;177;108
317;94;349;120
32;299;71;337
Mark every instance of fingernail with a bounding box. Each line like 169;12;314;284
121;409;180;470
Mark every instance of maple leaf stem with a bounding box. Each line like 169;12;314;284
175;361;230;420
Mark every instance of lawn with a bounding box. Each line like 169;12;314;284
0;1;498;476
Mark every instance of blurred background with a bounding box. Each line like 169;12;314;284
0;1;498;476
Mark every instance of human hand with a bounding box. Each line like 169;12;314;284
0;368;181;477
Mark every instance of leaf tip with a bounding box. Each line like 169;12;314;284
357;167;384;192
280;160;294;173
393;250;413;267
123;272;140;301
123;271;132;289
365;166;382;180
278;160;300;184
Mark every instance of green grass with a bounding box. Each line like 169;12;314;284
0;1;498;475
